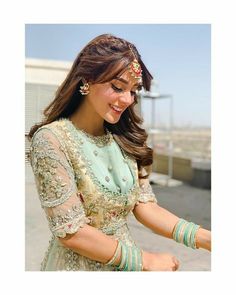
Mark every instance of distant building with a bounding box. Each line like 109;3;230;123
25;57;142;137
25;58;72;167
25;58;72;135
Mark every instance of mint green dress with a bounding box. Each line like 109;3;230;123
30;118;157;271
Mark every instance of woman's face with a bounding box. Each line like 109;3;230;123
86;69;142;124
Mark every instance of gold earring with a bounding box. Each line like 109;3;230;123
79;80;90;95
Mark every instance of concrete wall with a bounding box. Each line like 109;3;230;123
153;153;193;182
152;153;211;189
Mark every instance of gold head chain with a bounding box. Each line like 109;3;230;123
128;44;142;83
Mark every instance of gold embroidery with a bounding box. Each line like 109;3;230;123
30;119;151;271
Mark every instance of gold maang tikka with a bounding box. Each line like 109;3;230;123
128;44;142;83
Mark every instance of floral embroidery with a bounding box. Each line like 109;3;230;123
47;201;91;238
136;181;158;204
30;129;77;207
30;119;157;271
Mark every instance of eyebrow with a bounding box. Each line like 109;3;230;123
114;77;142;88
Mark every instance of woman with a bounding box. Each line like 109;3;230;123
28;33;211;271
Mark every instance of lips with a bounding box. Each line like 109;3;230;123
109;104;124;114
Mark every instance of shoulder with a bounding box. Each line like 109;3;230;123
29;121;68;166
30;120;70;162
31;119;69;144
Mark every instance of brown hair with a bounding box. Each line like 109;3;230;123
28;34;153;176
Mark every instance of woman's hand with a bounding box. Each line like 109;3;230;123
142;251;180;271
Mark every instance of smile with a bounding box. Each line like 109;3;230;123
109;104;124;114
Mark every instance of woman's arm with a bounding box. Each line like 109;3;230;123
133;201;211;251
59;223;180;271
30;129;122;267
59;224;122;265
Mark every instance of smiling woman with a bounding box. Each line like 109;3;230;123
72;71;142;127
28;34;153;169
27;34;211;271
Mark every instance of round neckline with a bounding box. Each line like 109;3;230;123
68;118;108;137
77;125;111;139
60;117;139;197
63;118;114;147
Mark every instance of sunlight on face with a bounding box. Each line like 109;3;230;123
87;69;142;124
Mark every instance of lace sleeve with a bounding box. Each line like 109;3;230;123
30;127;90;238
136;166;158;204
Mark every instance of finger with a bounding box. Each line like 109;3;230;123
175;260;180;270
172;264;177;271
172;257;180;271
171;263;177;271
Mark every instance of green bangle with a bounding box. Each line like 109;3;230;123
117;242;127;270
123;245;130;271
130;246;138;271
177;220;188;243
190;224;200;249
117;243;144;271
173;219;187;242
105;240;121;266
174;219;201;249
133;247;139;271
131;247;135;271
183;222;194;247
177;219;187;242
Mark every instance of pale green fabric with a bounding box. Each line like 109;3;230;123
76;128;135;195
30;118;157;271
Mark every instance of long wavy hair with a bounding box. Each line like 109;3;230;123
28;34;153;176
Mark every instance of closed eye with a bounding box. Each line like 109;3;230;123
112;83;138;96
111;83;123;93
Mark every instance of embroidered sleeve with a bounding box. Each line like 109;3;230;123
30;128;90;238
136;166;157;204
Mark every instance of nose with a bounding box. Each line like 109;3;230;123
119;91;134;106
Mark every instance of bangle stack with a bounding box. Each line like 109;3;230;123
172;218;200;249
105;240;143;271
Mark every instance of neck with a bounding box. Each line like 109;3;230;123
69;101;105;136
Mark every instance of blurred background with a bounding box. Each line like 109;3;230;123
25;24;211;271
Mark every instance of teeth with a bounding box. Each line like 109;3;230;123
110;105;122;112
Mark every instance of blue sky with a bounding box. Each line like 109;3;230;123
25;24;211;127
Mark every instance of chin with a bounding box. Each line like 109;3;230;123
104;115;121;124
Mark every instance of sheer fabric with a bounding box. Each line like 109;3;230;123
30;118;157;271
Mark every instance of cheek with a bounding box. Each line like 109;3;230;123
97;88;118;105
88;88;118;118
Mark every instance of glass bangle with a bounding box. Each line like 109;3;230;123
174;219;187;242
117;242;127;270
190;224;200;249
183;222;193;246
123;245;130;271
105;240;121;266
